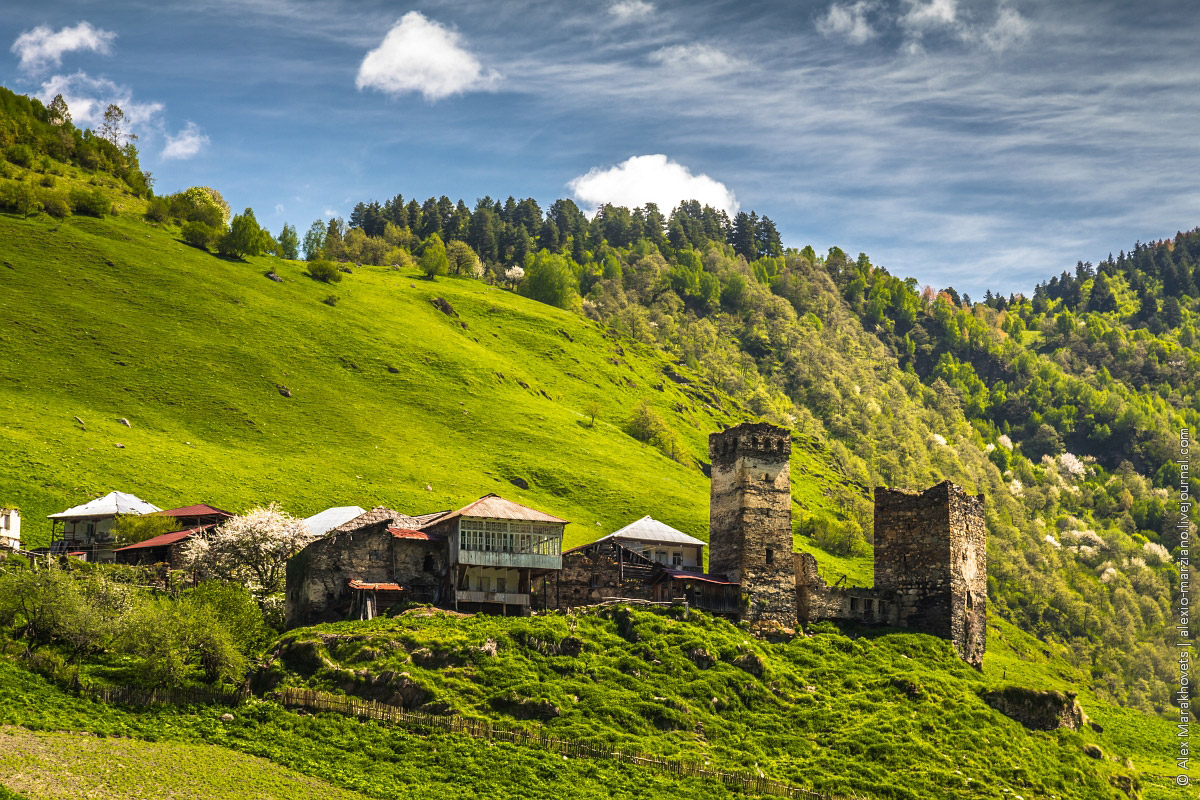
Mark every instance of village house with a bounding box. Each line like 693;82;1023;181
113;504;234;568
285;495;565;627
0;508;19;550
538;515;712;610
47;491;161;562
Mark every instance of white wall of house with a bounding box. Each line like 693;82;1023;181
629;540;702;569
0;509;19;550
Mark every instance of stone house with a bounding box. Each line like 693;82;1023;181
47;491;161;562
538;538;659;609
0;508;19;550
284;495;565;627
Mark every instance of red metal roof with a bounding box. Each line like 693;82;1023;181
654;569;739;586
151;504;233;518
388;527;443;541
437;494;568;525
348;579;404;591
113;524;214;551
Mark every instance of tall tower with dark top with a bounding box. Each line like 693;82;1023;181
708;422;798;632
873;481;987;668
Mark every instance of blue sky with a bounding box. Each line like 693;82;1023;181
3;0;1199;295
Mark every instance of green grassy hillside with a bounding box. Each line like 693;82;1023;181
0;209;848;560
257;607;1185;799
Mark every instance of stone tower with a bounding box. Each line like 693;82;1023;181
873;481;987;668
709;422;798;633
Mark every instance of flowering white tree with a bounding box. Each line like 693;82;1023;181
180;504;314;599
504;265;525;288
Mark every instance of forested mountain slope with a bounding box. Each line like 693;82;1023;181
0;86;1181;715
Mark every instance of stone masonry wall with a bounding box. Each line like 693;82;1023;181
546;541;657;609
710;422;798;633
795;552;900;626
285;521;395;628
873;481;986;668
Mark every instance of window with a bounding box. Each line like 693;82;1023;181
422;553;434;572
966;591;973;611
850;597;860;612
656;550;668;564
496;577;507;593
671;551;683;567
765;547;774;565
369;549;382;562
864;598;874;614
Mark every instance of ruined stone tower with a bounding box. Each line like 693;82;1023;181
873;481;987;668
709;422;798;633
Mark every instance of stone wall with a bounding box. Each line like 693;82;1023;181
795;552;899;625
539;540;657;609
796;481;987;668
284;519;449;628
709;422;798;633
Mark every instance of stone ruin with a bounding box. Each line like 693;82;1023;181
709;422;988;667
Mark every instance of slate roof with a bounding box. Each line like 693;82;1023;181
329;506;419;535
435;494;567;525
49;491;161;520
597;516;706;548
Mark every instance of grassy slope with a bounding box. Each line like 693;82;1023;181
0;726;372;800
270;607;1186;800
0;208;850;563
0;660;766;800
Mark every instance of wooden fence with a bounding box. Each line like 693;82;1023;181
273;687;859;800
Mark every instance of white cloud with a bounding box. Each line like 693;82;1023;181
816;1;878;45
274;203;285;215
981;6;1031;51
36;72;163;129
162;122;209;160
648;44;743;72
900;0;958;30
355;11;499;101
11;22;116;74
568;154;739;216
610;1;655;23
324;208;338;217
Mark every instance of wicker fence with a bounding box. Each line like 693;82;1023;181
79;682;248;708
274;687;859;800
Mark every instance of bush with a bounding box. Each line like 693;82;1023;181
68;187;111;217
797;515;869;557
307;259;342;283
419;234;449;279
38;189;70;219
4;144;33;168
144;196;169;223
39;174;55;188
181;221;220;251
0;181;40;218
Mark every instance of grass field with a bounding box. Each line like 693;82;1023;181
0;208;854;562
0;726;372;800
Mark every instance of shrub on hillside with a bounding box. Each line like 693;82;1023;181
4;144;33;168
0;181;40;218
144;195;170;223
797;515;870;557
68;187;111;217
419;234;450;279
38;189;70;219
306;259;342;283
625;399;689;464
181;221;220;251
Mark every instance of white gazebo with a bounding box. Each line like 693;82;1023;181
48;491;161;562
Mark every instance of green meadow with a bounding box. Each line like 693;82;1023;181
0;207;848;560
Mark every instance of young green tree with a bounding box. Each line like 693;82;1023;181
303;220;326;261
420;233;450;279
518;250;579;309
112;513;181;545
219;207;271;259
277;222;300;260
99;103;128;145
446;239;483;277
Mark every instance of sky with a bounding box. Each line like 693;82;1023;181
3;0;1199;296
